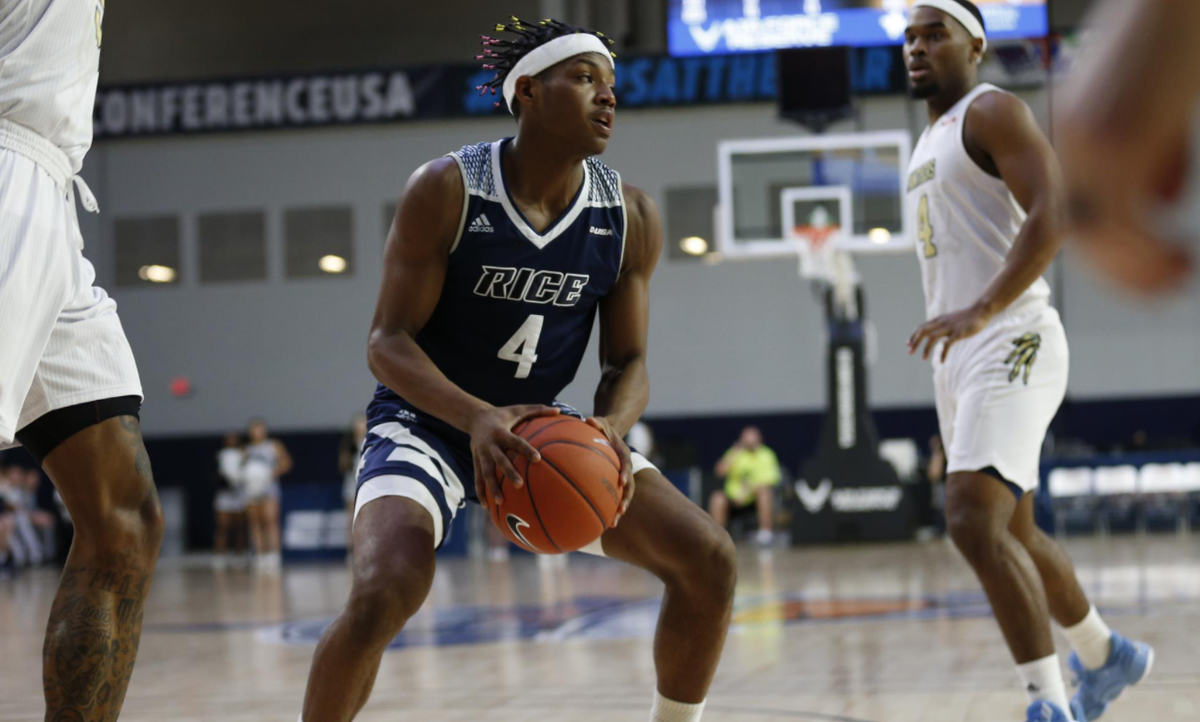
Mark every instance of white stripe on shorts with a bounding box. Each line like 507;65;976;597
384;444;465;511
370;422;467;502
354;475;447;548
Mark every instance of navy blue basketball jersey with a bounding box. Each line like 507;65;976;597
367;138;627;444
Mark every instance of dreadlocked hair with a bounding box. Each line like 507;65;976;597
474;16;616;111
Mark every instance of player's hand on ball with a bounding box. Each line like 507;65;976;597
908;304;992;363
468;404;560;506
585;416;634;526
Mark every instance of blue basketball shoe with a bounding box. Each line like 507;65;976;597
1025;699;1087;722
1069;632;1154;721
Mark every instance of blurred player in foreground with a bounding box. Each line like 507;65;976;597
1055;0;1199;294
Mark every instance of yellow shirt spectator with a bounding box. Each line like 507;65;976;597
720;444;781;506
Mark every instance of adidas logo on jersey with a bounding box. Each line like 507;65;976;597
469;214;494;233
590;226;613;237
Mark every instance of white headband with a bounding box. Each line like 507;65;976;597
912;0;988;52
502;33;614;115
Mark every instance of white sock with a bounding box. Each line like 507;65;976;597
650;691;706;722
1016;655;1072;717
1061;605;1113;671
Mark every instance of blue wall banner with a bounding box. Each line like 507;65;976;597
93;31;1070;140
94;68;454;139
93;48;918;139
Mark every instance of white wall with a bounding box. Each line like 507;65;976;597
79;92;1200;437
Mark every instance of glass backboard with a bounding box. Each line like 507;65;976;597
717;131;912;258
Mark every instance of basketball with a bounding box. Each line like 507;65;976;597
484;416;623;554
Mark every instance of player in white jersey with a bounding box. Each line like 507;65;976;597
902;3;1152;721
0;1;163;720
1055;0;1199;294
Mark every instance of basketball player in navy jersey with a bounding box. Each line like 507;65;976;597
299;18;735;722
902;2;1151;720
1056;0;1199;294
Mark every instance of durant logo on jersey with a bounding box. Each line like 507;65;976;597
473;266;590;307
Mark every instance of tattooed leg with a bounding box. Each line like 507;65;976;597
39;415;163;722
43;553;152;721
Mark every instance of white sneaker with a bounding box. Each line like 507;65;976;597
487;547;510;562
755;529;775;547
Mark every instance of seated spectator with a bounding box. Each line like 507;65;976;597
708;426;781;546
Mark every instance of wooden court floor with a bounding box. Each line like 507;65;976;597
2;536;1197;721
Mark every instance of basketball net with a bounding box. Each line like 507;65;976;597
794;222;836;281
793;210;858;319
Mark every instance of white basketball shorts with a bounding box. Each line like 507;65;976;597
0;136;142;448
933;305;1068;494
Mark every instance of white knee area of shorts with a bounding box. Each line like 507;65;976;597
578;537;606;557
631;451;656;476
354;475;444;547
576;452;657;559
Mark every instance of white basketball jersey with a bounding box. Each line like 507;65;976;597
0;0;103;174
906;83;1050;321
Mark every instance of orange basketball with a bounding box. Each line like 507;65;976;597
484;416;622;554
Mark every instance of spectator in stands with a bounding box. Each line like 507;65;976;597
244;419;292;570
213;432;248;569
339;414;368;555
708;426;781;547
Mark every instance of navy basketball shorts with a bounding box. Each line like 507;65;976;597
352;403;657;553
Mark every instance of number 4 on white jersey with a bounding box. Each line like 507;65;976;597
498;314;544;379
